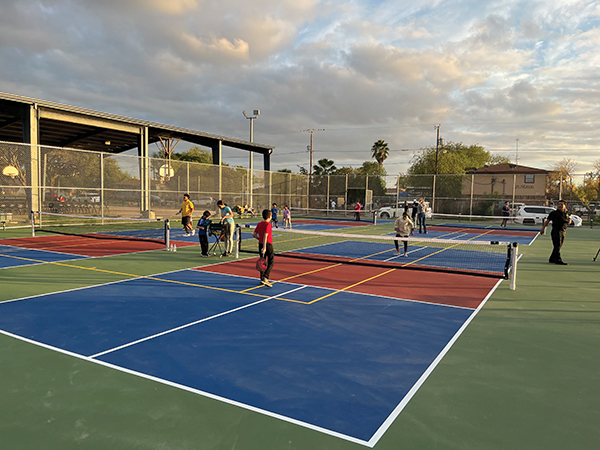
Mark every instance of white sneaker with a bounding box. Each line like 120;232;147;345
261;279;273;287
191;229;196;236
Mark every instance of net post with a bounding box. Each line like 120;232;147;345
234;224;240;258
372;210;377;225
164;219;170;250
510;242;518;290
30;211;36;237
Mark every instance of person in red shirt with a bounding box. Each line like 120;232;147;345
354;201;362;221
253;209;275;287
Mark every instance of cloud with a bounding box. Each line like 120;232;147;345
1;0;600;173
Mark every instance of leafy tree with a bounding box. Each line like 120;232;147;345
172;146;213;164
548;158;579;201
406;142;510;210
277;169;292;173
408;142;509;175
371;140;390;175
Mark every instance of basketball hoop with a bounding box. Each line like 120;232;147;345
2;166;18;178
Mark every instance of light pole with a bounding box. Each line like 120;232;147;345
243;110;260;207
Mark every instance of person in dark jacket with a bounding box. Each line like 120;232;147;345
540;200;572;265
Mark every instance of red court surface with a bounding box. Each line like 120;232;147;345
196;257;501;309
0;235;196;257
428;225;538;237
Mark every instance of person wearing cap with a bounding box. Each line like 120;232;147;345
540;200;572;265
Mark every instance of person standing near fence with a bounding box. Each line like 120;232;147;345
501;201;511;228
176;194;195;236
394;211;414;257
417;198;427;234
253;209;275;287
540;199;571;265
282;205;292;229
411;199;418;222
354;201;362;221
217;200;235;257
271;203;279;228
331;199;336;211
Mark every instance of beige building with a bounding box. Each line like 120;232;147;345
462;163;550;202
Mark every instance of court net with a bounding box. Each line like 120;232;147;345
32;211;170;247
375;211;534;231
238;225;516;279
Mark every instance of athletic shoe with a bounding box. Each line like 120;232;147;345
191;229;196;236
403;252;408;257
184;233;190;237
260;279;273;287
396;248;400;253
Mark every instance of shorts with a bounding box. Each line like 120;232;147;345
182;216;192;227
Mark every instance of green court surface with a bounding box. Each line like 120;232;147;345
0;225;598;450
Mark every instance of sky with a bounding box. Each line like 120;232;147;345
1;0;600;175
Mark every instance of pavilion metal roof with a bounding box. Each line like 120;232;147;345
0;92;274;156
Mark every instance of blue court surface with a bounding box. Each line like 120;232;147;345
0;244;88;269
0;269;482;446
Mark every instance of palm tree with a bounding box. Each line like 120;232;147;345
313;158;337;176
371;140;390;175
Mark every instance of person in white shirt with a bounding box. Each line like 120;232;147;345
331;200;336;211
394;211;414;256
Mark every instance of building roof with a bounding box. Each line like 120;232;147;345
466;163;549;175
0;92;274;155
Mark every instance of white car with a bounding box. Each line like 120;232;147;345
378;203;432;220
514;205;582;227
72;192;100;203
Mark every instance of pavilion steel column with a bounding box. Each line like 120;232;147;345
23;104;40;215
138;126;150;214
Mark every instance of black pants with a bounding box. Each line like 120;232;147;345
550;228;566;262
394;235;408;253
199;234;209;255
259;242;274;280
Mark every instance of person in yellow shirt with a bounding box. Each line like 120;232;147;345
176;194;195;236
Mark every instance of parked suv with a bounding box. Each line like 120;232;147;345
71;192;100;203
514;205;582;227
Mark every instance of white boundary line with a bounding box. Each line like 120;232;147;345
90;285;308;358
0;325;369;447
366;277;504;447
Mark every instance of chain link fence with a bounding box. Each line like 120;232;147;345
1;141;598;227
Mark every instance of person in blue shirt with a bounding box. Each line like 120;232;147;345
271;203;279;228
196;210;212;257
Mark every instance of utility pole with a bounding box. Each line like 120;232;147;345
435;124;441;175
301;129;325;176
